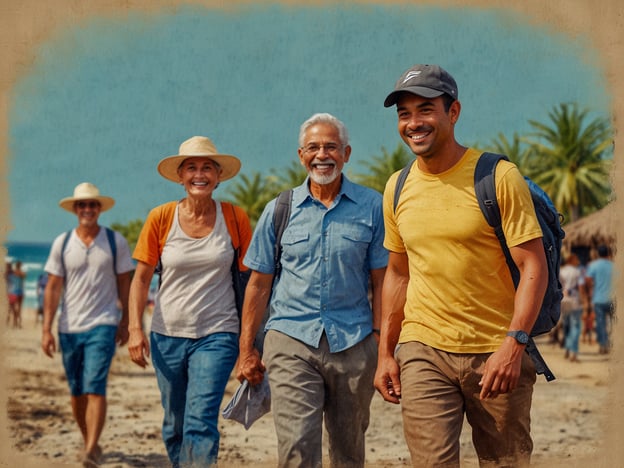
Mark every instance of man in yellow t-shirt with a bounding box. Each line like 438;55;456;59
374;64;547;467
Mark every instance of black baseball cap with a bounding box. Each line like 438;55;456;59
384;64;458;107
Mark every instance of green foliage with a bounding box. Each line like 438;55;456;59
352;143;412;193
223;161;307;227
523;103;613;222
482;104;613;222
111;102;613;235
483;132;532;173
110;219;143;252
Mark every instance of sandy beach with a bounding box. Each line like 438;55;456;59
0;308;615;467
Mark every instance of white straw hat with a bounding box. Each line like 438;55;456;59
157;136;241;183
59;182;115;212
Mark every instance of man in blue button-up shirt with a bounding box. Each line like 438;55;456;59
238;113;388;467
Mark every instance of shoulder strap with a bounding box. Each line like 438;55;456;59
105;227;117;274
273;190;293;277
393;159;416;213
158;201;178;257
473;152;518;286
60;230;72;278
221;201;241;250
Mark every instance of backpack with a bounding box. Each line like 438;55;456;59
393;152;565;381
229;190;291;318
60;227;118;276
246;189;293;354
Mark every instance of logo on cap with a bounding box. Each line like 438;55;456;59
402;70;422;83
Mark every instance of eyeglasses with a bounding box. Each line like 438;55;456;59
76;201;101;209
301;143;343;155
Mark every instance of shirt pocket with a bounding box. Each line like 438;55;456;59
336;225;372;262
281;229;310;262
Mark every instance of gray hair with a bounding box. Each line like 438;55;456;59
298;113;349;147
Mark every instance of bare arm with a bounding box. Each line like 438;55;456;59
127;261;155;368
237;271;274;385
115;271;132;346
41;274;63;357
374;251;409;404
369;267;386;341
479;237;547;399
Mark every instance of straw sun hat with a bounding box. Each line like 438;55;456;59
157;136;241;183
59;182;115;212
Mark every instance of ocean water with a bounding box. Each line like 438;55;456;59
5;241;52;310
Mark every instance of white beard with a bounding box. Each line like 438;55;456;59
308;167;340;185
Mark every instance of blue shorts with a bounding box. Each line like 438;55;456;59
59;325;117;396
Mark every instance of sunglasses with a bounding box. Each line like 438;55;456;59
76;201;101;209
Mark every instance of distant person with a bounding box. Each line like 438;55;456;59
374;64;547;466
128;136;251;468
36;272;49;324
5;261;15;326
238;113;387;467
586;244;615;354
42;182;134;468
559;252;584;362
6;259;26;328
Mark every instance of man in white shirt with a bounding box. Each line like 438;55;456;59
42;182;134;468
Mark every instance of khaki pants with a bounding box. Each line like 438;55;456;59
396;341;536;468
263;330;377;468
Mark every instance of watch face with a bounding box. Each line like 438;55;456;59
508;330;529;344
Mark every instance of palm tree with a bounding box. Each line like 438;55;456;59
275;160;307;193
486;132;532;174
523;103;613;222
353;143;412;193
224;172;275;227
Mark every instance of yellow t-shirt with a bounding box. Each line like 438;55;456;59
383;148;542;353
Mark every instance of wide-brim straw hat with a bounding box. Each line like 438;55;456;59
59;182;115;212
157;136;241;183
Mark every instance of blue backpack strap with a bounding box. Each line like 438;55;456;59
474;152;555;382
60;230;72;278
393;159;416;213
105;227;117;275
273;189;293;279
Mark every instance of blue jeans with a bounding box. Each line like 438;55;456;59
564;308;582;354
59;325;117;396
593;302;614;348
151;332;238;468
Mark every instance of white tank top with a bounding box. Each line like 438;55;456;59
150;201;238;338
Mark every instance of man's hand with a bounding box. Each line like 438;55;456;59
41;330;56;358
374;355;402;404
128;328;150;368
237;349;266;386
479;338;524;399
115;324;129;346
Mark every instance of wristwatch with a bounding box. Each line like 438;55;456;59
506;330;529;345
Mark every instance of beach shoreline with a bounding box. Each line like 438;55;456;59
1;307;613;467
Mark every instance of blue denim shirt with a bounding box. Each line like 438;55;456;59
244;175;388;352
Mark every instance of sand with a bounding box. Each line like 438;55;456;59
1;308;613;467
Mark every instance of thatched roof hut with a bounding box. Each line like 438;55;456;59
562;203;617;251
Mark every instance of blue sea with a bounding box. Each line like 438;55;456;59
5;241;52;310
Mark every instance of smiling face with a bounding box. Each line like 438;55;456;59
73;199;102;228
177;157;222;198
298;122;351;186
396;92;460;160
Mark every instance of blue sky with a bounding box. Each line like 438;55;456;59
7;3;610;242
